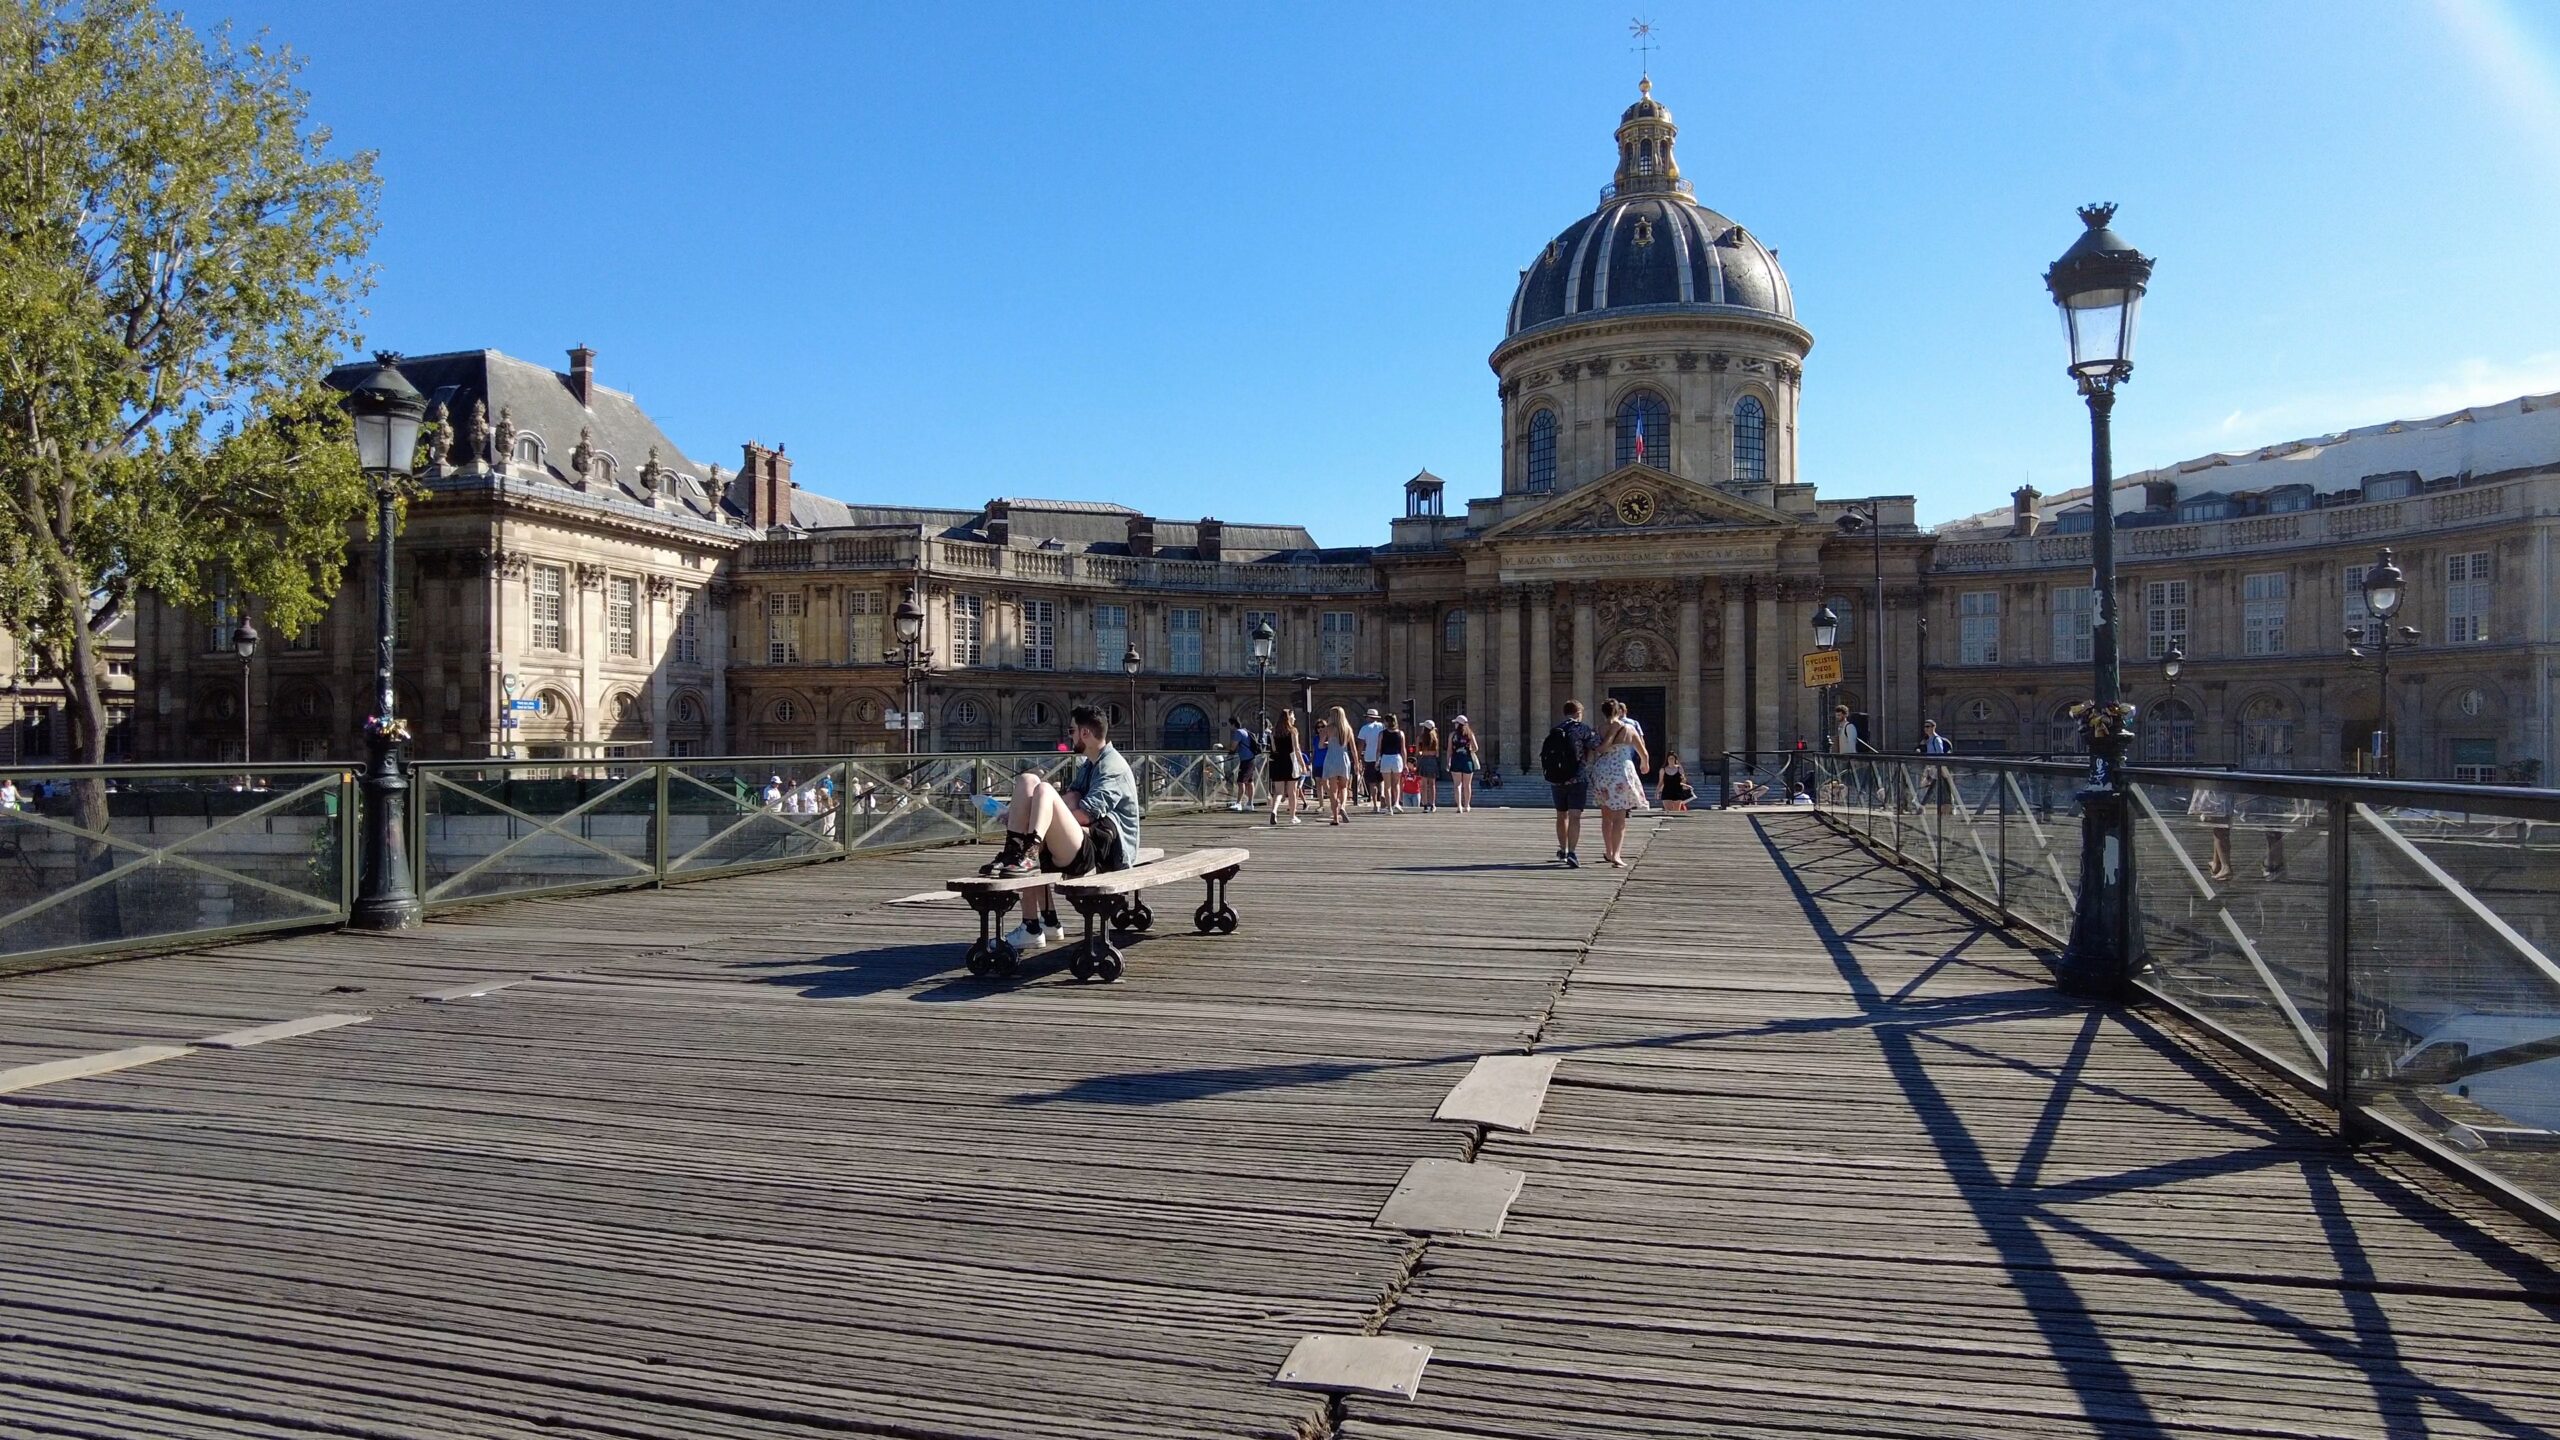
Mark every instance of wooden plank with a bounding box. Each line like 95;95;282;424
1054;848;1251;897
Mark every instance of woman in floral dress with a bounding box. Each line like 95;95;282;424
1589;697;1650;867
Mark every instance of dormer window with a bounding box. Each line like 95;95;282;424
512;434;543;468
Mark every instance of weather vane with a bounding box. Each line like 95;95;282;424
1629;17;1657;80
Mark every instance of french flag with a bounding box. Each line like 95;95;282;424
1632;413;1646;463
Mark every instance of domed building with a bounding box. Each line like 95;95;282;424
1494;79;1809;497
1379;80;1923;776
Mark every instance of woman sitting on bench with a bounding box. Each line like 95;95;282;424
978;704;1144;952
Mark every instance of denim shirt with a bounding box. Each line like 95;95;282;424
1074;742;1143;865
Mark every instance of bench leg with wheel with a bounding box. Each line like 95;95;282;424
1066;893;1126;984
964;891;1023;979
1191;864;1241;935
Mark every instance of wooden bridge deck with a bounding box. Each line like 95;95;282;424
0;809;2552;1439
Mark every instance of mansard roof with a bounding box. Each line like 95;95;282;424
334;350;737;535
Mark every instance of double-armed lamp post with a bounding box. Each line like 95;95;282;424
1812;603;1840;752
343;354;428;931
2046;204;2154;997
2160;646;2185;763
1250;618;1276;735
889;587;930;754
2348;548;2418;778
1123;643;1143;739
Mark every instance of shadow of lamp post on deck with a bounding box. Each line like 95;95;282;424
2046;204;2154;998
343;353;427;931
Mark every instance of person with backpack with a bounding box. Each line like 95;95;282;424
1446;716;1480;812
1541;700;1598;868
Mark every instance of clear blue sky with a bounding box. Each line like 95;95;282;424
226;1;2560;544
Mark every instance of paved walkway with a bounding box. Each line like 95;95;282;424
0;809;2552;1439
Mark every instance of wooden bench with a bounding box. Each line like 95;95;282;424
941;847;1162;978
938;845;1246;983
1050;847;1249;982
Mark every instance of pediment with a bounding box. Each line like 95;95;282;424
1480;465;1794;542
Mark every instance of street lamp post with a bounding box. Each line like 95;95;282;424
1122;643;1143;742
343;354;428;930
1833;505;1888;751
1250;618;1276;732
2046;203;2155;997
889;586;930;755
1812;603;1840;754
2350;547;2418;778
232;617;259;779
2160;646;2184;763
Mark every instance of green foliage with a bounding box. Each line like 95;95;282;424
0;0;379;761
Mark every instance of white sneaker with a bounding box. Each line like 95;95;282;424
1290;814;1302;825
1227;802;1246;811
1004;921;1050;951
1043;919;1067;945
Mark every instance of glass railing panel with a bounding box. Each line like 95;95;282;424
2000;769;2081;942
1936;763;2004;904
2347;798;2560;1212
418;762;660;906
2128;776;2331;1086
0;766;350;963
664;759;851;876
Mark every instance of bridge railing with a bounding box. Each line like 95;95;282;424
0;763;354;971
1808;753;2560;1236
0;750;1222;966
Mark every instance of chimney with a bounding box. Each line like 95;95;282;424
1197;516;1223;562
740;442;794;529
2142;478;2178;512
568;345;596;406
2011;484;2042;538
985;499;1011;547
1126;514;1156;558
769;444;794;528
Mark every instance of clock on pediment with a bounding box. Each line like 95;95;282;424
1616;489;1658;526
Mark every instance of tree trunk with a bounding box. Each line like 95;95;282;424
62;595;119;945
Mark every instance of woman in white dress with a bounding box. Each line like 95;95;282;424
1589;698;1650;867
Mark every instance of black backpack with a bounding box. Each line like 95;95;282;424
1539;725;1582;785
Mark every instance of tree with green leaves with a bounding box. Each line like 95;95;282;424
0;0;379;772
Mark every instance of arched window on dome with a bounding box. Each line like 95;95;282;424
1614;390;1669;470
1524;410;1558;494
1733;395;1768;483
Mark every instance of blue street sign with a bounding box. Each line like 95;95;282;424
509;699;542;712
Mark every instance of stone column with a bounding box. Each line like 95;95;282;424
1498;586;1525;771
1409;609;1436;720
1572;584;1598;716
1527;585;1554;736
1463;590;1489;741
1677;577;1704;766
1754;582;1781;753
1388;605;1412;710
707;580;732;755
1721;581;1746;760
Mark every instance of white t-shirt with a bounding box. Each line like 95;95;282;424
1833;722;1859;754
1357;721;1385;762
1788;792;1815;806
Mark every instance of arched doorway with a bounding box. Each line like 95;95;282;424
1160;703;1212;751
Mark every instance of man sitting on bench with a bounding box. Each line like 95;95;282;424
979;704;1144;952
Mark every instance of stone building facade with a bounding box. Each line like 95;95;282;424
1922;394;2560;782
119;81;2560;785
